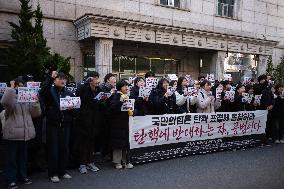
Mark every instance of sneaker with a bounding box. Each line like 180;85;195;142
62;173;72;179
114;163;123;169
275;140;280;144
87;163;100;172
124;163;134;169
79;165;88;174
280;140;284;144
50;176;60;183
23;178;32;185
8;183;18;189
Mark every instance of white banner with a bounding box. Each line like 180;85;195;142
17;87;38;102
129;110;268;149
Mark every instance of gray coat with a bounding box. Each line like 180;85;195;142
1;88;41;141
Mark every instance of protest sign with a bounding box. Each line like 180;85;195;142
139;87;152;98
94;92;112;100
224;74;232;81
254;95;262;105
167;74;178;81
0;83;7;94
146;78;158;89
121;99;135;111
216;87;223;99
17;87;38;102
206;74;215;82
225;91;235;102
27;82;41;88
60;97;81;110
129;110;268;163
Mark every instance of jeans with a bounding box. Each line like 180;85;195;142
47;125;70;177
4;140;28;184
272;119;284;141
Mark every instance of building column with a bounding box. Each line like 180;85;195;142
215;51;226;80
257;55;268;76
95;38;113;78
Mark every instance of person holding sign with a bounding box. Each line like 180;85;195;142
75;71;101;174
109;80;134;169
233;85;250;112
175;77;191;113
40;71;75;183
196;80;221;113
129;77;151;116
1;78;41;189
99;73;117;160
149;78;180;115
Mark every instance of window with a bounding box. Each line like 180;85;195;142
160;0;180;8
217;0;235;18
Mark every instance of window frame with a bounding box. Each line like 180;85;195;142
216;0;235;19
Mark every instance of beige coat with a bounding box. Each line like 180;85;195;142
196;89;221;113
1;88;41;141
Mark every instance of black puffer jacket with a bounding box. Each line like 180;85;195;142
149;87;181;115
40;76;75;127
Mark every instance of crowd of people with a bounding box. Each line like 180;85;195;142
0;71;283;189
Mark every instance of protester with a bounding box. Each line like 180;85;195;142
175;77;190;113
233;85;247;111
196;80;221;113
75;72;101;174
1;78;41;189
129;77;151;116
271;85;284;143
145;71;155;79
149;78;181;115
99;73;117;160
40;71;75;183
109;80;133;169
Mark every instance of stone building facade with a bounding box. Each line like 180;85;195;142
1;0;284;81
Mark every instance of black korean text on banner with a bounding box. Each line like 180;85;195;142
129;110;268;149
17;87;38;103
60;97;81;110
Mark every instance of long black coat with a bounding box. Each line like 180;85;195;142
109;92;130;150
129;85;151;116
271;95;284;119
75;84;102;138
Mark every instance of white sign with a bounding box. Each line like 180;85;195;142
139;87;152;98
17;87;38;102
60;97;81;110
187;87;198;97
27;82;41;88
185;75;192;82
146;78;158;89
94;92;112;100
167;74;178;81
167;86;176;96
224;74;232;81
243;77;250;84
206;74;215;82
242;93;250;103
254;95;262;105
129;110;268;149
225;91;235;102
0;83;7;94
121;99;135;111
216;87;223;99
